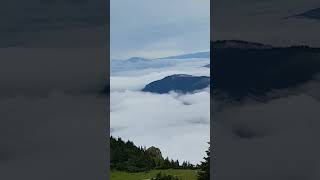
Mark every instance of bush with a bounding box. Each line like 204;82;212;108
151;172;179;180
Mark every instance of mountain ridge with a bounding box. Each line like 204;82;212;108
288;8;320;20
211;40;320;101
156;51;210;60
142;74;210;94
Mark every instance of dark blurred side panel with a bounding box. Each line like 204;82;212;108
212;0;320;179
0;0;109;179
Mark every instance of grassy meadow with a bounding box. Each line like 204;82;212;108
110;169;199;180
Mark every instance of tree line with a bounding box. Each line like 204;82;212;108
110;136;196;172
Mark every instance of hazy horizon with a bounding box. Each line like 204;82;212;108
111;0;210;60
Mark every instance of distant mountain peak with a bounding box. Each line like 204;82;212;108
143;74;210;94
157;51;210;60
212;41;320;101
288;8;320;20
167;74;193;78
213;40;273;49
126;57;149;62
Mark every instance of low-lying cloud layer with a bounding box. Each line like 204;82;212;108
111;59;209;91
111;90;210;164
0;93;108;179
213;78;320;180
111;58;210;164
0;47;108;179
0;48;107;97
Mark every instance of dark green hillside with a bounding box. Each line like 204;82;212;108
110;136;195;172
110;136;156;172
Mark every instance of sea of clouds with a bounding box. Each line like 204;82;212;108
110;58;210;164
212;77;320;180
0;48;108;180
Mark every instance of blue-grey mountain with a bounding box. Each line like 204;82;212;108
111;52;210;74
290;8;320;20
111;57;174;73
157;52;210;60
143;74;210;94
212;40;320;101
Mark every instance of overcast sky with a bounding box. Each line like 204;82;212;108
212;0;320;46
111;0;210;59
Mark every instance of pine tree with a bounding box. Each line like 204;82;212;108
198;143;210;180
175;160;179;169
182;161;187;169
170;160;175;168
163;157;171;169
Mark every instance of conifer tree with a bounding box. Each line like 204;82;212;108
198;143;210;180
175;160;179;169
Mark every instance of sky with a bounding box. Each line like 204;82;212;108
111;0;210;59
0;0;107;48
212;0;320;46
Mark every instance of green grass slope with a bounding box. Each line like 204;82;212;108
110;169;199;180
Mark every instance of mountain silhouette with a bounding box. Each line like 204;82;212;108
157;52;210;60
212;40;320;101
289;8;320;20
143;74;210;94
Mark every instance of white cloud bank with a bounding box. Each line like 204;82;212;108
111;90;210;164
213;78;320;180
0;47;108;179
110;58;210;164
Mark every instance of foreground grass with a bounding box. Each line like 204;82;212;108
110;169;199;180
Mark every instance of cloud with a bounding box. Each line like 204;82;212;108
110;0;210;164
212;79;320;179
0;38;108;180
0;93;108;179
111;90;210;164
0;48;107;97
3;0;106;30
111;59;209;91
1;0;107;47
0;47;108;179
0;1;109;179
111;0;210;59
110;57;210;164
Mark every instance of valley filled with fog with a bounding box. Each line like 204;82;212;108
110;54;210;164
